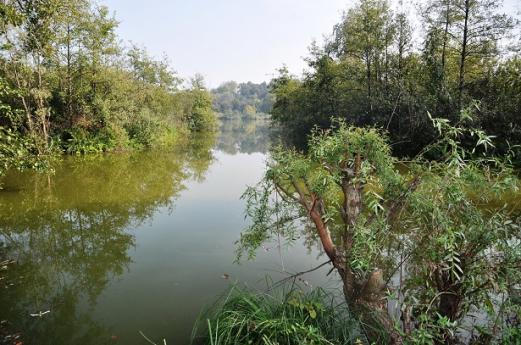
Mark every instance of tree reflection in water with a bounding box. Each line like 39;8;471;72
0;135;215;345
217;117;271;154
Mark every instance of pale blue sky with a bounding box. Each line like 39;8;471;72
100;0;520;87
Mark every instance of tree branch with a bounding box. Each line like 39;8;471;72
269;260;333;291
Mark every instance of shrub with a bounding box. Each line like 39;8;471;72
64;129;108;155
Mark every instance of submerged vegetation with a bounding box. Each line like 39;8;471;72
0;0;216;174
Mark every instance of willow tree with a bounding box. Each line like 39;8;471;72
238;123;416;343
238;118;520;343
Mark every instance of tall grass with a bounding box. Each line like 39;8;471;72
191;284;370;345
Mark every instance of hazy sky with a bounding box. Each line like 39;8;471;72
100;0;520;88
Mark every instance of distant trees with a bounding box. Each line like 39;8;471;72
0;0;215;160
212;81;273;120
270;0;520;160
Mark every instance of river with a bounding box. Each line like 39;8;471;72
0;121;333;345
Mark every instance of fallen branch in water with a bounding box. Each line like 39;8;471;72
139;330;167;345
29;310;50;317
268;260;332;291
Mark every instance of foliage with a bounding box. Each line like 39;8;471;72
184;76;217;132
402;159;521;344
269;0;519;160
212;81;273;121
0;0;216;161
239;121;414;343
477;57;521;164
192;284;369;345
238;113;521;343
0;126;50;177
0;77;51;176
64;128;107;154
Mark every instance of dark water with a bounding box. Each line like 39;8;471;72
0;124;333;345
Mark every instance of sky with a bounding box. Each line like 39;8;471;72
100;0;521;88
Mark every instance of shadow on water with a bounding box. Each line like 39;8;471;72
0;135;216;345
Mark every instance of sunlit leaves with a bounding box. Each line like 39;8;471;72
240;92;521;343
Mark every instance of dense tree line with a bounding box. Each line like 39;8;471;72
212;81;273;120
270;0;520;160
0;0;215;165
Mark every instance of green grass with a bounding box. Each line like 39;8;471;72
191;284;370;345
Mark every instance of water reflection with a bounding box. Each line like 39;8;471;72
0;137;215;345
217;117;271;154
0;124;333;345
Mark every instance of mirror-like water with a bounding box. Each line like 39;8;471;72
0;124;333;345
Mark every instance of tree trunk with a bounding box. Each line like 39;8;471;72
67;23;73;128
439;292;462;321
365;51;373;111
458;0;470;108
441;0;450;74
36;55;49;147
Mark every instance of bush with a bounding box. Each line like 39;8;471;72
63;129;108;155
0;126;52;176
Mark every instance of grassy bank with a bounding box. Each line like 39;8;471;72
191;284;374;345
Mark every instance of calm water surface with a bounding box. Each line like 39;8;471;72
0;125;332;345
